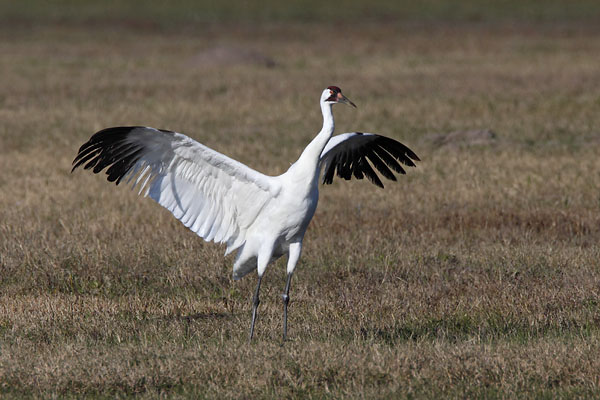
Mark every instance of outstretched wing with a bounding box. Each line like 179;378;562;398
320;132;420;188
72;126;280;254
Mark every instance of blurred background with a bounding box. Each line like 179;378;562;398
3;0;600;24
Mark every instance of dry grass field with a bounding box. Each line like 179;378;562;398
1;1;600;398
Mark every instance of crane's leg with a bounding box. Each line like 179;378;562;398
283;242;302;341
249;274;262;342
282;272;293;341
249;243;274;342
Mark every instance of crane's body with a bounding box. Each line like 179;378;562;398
231;173;317;279
72;86;419;341
233;96;333;280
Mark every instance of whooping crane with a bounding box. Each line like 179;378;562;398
72;86;420;341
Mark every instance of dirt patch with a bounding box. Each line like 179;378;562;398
426;129;498;148
189;45;276;68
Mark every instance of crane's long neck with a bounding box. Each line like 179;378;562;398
294;101;334;175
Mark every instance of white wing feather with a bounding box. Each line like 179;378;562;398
320;132;375;158
78;127;281;255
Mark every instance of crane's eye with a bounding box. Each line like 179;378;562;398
325;91;337;102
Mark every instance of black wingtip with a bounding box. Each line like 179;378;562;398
71;126;146;184
320;132;420;188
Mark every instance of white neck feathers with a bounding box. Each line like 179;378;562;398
287;100;335;181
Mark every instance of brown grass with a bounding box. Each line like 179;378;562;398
1;12;600;399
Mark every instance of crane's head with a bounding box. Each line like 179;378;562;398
322;86;356;108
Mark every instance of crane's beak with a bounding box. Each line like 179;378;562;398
338;92;357;108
